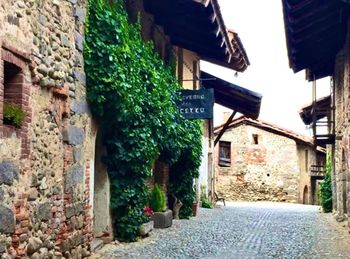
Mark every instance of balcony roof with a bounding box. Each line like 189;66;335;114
282;0;350;80
299;95;331;125
143;0;249;72
201;71;262;119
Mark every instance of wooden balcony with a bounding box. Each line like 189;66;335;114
310;165;326;179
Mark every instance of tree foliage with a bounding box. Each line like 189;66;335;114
85;0;202;241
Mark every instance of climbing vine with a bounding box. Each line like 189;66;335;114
320;153;332;213
85;0;202;241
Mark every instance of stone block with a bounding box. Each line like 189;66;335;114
0;188;4;202
0;161;19;185
27;237;42;255
74;7;86;23
151;210;173;229
73;147;82;163
38;15;47;26
37;202;52;222
71;100;89;115
0;205;15;233
65;165;84;192
63;127;84;145
139;221;153;236
61;34;70;48
68;232;83;247
65;202;84;218
0;237;7;253
28;188;39;201
73;70;86;86
60;240;70;253
75;31;84;52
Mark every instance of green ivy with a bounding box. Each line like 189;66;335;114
85;0;202;241
320;153;332;213
169;120;202;218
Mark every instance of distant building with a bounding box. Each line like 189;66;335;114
214;116;326;204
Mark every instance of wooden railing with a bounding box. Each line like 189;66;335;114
310;165;326;177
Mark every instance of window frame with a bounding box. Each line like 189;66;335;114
218;141;231;167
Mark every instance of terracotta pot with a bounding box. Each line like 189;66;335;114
192;202;199;217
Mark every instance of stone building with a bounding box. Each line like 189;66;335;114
0;0;251;257
214;116;326;204
282;1;350;222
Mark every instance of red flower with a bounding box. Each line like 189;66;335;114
143;206;154;217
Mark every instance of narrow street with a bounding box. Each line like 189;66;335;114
92;202;350;259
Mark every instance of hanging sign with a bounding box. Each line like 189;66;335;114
176;88;214;119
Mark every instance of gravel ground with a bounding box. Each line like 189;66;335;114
91;202;350;259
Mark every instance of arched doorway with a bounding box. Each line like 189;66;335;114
341;148;347;215
93;131;112;238
303;185;309;204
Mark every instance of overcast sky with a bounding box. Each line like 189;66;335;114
201;0;330;135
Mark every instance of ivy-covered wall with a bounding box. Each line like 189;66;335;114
85;0;202;241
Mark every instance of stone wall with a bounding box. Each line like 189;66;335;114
215;123;313;203
332;19;350;222
0;0;94;257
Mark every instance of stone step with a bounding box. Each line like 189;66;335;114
90;238;104;252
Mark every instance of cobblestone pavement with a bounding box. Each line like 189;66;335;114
91;202;350;259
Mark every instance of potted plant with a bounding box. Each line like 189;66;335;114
149;184;173;228
192;185;200;216
192;199;199;216
200;185;214;209
139;206;154;237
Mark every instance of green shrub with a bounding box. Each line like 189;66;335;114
201;198;213;209
149;184;166;212
3;102;26;128
320;153;332;213
200;185;213;209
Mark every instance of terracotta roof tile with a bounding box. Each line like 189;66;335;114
215;116;314;146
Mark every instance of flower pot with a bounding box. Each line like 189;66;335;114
192;202;199;217
151;209;173;228
139;221;154;236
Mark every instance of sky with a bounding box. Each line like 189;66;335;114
201;0;331;135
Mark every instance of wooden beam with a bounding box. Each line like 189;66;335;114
214;111;237;146
192;0;211;7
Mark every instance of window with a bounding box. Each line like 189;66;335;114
252;134;259;145
1;44;31;157
3;61;23;127
305;149;309;172
219;141;231;167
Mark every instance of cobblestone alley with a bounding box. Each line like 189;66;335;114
92;202;350;259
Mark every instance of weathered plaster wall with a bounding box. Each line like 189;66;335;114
0;0;94;257
215;124;302;203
